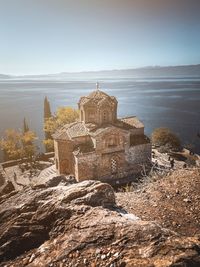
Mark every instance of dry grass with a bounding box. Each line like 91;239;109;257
116;167;200;236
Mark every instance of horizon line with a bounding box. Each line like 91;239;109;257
1;63;200;77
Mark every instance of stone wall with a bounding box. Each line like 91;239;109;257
95;128;129;154
126;143;152;165
54;140;74;175
73;136;91;146
74;143;152;182
1;152;54;168
75;150;128;182
74;152;99;181
55;135;151;182
98;151;127;179
129;127;144;135
72;135;151;182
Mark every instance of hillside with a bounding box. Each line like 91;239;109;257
0;168;200;266
0;74;11;79
117;168;200;237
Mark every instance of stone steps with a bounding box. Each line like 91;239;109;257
38;165;57;180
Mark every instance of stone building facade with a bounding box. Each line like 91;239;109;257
53;86;151;182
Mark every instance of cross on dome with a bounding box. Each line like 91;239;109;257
96;82;100;90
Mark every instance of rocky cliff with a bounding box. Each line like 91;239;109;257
0;178;200;267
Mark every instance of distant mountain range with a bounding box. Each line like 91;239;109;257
0;74;12;79
1;64;200;80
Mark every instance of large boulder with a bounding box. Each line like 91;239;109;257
0;180;199;267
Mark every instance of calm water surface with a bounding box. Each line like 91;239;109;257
0;77;200;160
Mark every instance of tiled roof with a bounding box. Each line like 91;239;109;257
53;116;144;140
52;130;70;140
88;90;110;99
79;89;116;106
120;116;144;129
53;122;88;140
67;122;88;138
89;125;113;136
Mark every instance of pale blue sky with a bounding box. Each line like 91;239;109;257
0;0;200;75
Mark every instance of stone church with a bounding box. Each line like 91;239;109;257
53;84;151;182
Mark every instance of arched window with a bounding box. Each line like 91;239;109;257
86;108;95;122
107;136;117;147
111;157;118;174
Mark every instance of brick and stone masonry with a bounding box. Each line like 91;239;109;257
53;84;151;182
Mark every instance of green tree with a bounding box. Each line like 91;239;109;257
151;127;181;152
43;107;79;151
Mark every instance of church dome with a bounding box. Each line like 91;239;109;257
88;89;110;99
79;89;117;106
78;86;118;125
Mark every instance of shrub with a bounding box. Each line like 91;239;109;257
152;127;181;152
185;156;196;167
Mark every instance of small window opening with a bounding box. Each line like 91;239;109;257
111;158;118;174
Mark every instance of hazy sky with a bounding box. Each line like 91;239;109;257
0;0;200;75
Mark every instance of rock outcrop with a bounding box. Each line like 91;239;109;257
0;180;200;267
0;180;15;197
0;166;5;187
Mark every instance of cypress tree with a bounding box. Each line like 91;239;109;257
22;118;33;147
44;96;53;152
44;96;52;119
23;117;29;133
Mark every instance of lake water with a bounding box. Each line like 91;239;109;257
0;76;200;161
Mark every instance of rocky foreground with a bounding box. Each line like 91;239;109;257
117;168;200;237
0;176;200;267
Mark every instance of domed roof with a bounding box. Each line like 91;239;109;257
79;89;117;106
88;89;110;99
